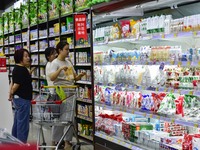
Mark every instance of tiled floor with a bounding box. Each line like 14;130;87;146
28;122;94;150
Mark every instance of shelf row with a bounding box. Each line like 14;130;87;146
78;134;93;142
95;132;147;150
96;83;200;97
94;60;200;68
76;114;93;122
77;98;93;104
96;103;200;128
94;31;200;47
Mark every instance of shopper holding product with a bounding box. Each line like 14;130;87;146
50;41;86;150
8;48;32;143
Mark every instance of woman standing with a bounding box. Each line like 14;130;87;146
8;48;32;143
44;47;57;93
50;41;85;149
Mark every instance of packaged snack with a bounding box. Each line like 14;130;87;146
65;66;74;80
120;20;130;38
110;23;122;40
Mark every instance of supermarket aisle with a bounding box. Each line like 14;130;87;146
28;122;93;150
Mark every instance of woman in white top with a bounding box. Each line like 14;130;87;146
50;42;85;150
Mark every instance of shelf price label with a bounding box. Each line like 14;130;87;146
171;118;175;124
170;61;175;65
198;61;200;67
193;31;197;36
177;90;181;94
157;116;160;120
132;110;135;114
194;123;199;128
143;113;146;117
120;107;123;111
161;34;165;38
189;91;193;95
124;107;127;112
149;114;153;118
178;61;182;66
187;61;191;66
164;88;168;92
174;33;177;38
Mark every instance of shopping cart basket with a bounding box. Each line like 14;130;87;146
31;85;84;150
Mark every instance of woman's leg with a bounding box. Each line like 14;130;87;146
12;100;18;138
12;98;30;143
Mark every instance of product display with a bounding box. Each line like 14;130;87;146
93;3;200;149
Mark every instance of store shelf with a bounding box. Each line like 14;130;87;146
15;41;21;44
96;103;200;128
95;132;149;150
95;83;200;97
94;31;200;46
61;31;73;36
75;45;91;49
33;89;39;92
31;50;38;53
94;60;200;67
77;98;92;104
39;36;47;40
39;49;45;52
32;76;39;79
60;12;73;18
76;63;91;66
77;114;93;122
78;134;93;141
49;34;60;38
30;38;38;41
76;80;91;85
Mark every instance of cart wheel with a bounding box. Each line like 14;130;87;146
72;144;81;150
40;142;46;150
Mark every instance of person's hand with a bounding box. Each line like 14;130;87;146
80;72;86;77
59;66;68;72
8;93;13;101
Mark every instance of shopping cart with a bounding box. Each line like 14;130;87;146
31;85;83;150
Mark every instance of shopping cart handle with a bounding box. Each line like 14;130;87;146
42;85;79;89
55;100;62;104
31;100;36;104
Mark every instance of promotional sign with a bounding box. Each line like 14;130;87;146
75;14;88;41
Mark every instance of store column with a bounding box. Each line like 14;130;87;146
0;56;13;133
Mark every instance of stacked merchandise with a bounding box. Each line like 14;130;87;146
95;111;200;150
95;84;200;121
93;14;200;43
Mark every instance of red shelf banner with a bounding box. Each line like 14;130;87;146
75;14;88;41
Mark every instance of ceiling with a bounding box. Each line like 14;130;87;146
92;0;200;25
0;0;16;10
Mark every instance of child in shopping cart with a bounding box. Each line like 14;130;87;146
49;41;86;150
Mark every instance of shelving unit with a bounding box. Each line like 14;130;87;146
92;0;200;150
0;0;101;146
